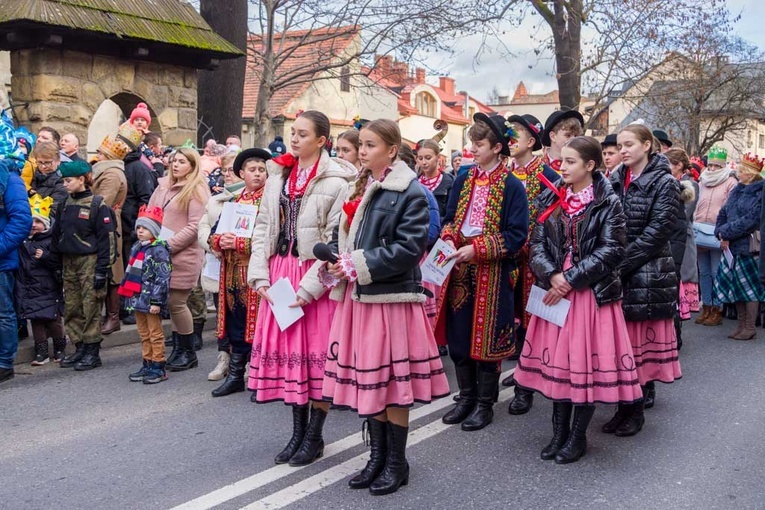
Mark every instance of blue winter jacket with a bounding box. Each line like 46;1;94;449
0;171;33;272
420;185;442;248
715;179;765;257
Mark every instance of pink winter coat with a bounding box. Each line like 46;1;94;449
148;176;210;290
694;175;737;225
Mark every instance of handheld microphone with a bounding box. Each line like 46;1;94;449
313;243;339;264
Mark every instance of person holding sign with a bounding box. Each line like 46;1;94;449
146;148;210;372
437;113;529;432
246;110;357;467
513;136;642;464
199;148;270;396
319;119;449;495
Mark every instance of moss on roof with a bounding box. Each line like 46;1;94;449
0;0;243;56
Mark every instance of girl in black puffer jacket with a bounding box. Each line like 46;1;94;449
15;195;66;365
514;137;643;465
608;124;682;437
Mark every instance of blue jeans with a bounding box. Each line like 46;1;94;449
698;248;722;307
0;271;18;369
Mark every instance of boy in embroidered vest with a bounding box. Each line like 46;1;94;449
542;110;584;173
438;113;529;431
119;205;172;384
502;114;561;416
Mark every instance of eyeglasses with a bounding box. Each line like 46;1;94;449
221;167;235;174
37;160;55;167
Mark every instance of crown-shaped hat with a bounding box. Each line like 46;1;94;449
707;145;728;165
29;194;53;220
137;204;164;224
739;152;764;174
116;121;143;151
98;134;130;161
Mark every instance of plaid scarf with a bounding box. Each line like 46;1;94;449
118;242;149;298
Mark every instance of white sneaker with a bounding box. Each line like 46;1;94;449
208;351;230;381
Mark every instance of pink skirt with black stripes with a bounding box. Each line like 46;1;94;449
322;285;450;417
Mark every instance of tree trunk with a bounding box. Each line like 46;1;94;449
551;0;582;111
198;0;248;146
254;54;276;148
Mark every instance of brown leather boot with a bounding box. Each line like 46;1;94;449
733;301;759;340
728;303;746;338
694;305;711;325
702;306;723;326
101;285;122;335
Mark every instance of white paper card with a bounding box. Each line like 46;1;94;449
525;284;571;328
159;226;175;241
202;253;221;282
266;277;305;331
217;202;259;238
723;247;734;267
420;239;458;286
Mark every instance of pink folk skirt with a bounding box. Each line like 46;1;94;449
322;285;451;417
679;281;700;320
514;287;643;405
247;254;336;406
626;319;682;386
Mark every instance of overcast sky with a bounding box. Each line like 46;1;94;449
431;0;765;103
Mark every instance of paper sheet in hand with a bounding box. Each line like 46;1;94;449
420;239;458;286
525;284;571;327
266;277;305;331
202;253;221;282
723;247;734;267
217;202;259;238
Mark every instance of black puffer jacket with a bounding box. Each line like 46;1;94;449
329;162;429;302
30;170;68;213
530;171;627;306
610;154;680;321
121;150;156;244
15;229;64;320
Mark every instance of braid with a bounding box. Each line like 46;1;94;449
349;167;373;202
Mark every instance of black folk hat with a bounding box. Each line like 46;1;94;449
601;133;618;148
233;148;272;177
541;109;585;147
473;112;514;156
652;129;673;148
506;114;544;151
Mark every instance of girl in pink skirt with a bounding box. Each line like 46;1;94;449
247;110;357;466
515;136;643;464
607;124;683;436
318;119;449;495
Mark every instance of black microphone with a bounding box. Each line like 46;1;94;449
313;243;339;264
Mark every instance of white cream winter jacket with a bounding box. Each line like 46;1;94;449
247;151;357;301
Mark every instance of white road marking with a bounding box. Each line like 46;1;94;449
171;369;516;510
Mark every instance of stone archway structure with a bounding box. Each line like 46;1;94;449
0;0;242;148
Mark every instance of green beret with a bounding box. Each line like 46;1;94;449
59;160;91;178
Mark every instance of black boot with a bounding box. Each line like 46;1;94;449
165;333;175;347
74;342;102;371
501;372;516;387
165;332;180;365
602;403;631;433
615;400;645;437
461;369;498;431
642;381;656;409
349;418;388;489
192;320;204;351
60;342;85;368
369;422;409;496
166;333;198;372
211;351;249;397
541;402;572;460
442;363;477;425
508;386;534;415
52;337;67;363
289;406;328;466
555;405;595;464
274;406;309;464
30;341;50;366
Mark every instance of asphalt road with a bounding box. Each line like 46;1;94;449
2;318;764;510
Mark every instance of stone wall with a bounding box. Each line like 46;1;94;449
10;48;198;147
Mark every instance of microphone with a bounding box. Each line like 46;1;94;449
313;243;339;264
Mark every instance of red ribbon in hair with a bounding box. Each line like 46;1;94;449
537;172;566;223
